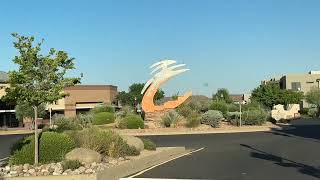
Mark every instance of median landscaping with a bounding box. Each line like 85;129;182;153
0;119;160;178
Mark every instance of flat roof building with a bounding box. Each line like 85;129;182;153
264;70;320;108
0;71;118;128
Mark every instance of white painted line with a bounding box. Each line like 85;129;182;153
128;147;205;178
0;157;9;161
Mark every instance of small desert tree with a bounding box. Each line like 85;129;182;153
305;88;320;116
213;88;233;103
15;102;46;124
3;33;80;165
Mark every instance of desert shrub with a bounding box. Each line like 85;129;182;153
141;138;156;151
118;115;144;129
230;118;240;126
54;115;82;133
62;160;81;171
123;145;140;156
210;100;228;116
242;101;265;111
116;106;134;118
227;104;239;112
299;108;309;115
66;128;138;157
186;116;200;128
10;132;75;165
161;110;182;128
226;112;241;121
176;104;194;118
66;128;114;154
91;103;115;114
92;112;115;125
9;136;34;165
200;110;223;128
76;113;93;128
242;109;267;125
308;108;318;118
108;135;139;157
183;95;211;112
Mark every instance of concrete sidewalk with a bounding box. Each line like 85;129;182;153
0;128;35;136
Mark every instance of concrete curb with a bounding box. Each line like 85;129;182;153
118;126;295;136
3;147;187;180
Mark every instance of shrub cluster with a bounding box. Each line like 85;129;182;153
141;138;156;151
107;134;139;157
10;132;75;165
200;110;223;128
210;100;228;116
76;113;93;128
176;105;194;118
92;112;115;125
186;116;200;128
66;128;140;158
91;103;115;114
118;114;144;129
242;109;267;125
308;108;318;118
54;115;82;133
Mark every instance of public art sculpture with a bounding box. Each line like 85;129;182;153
141;60;192;113
271;104;300;122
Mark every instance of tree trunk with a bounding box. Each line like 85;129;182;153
34;106;39;165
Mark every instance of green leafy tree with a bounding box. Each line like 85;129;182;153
251;82;303;108
116;83;165;106
213;88;233;103
305;88;320;116
281;90;304;105
15;103;46;124
2;33;80;165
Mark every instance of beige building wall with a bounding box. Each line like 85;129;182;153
0;83;10;99
280;72;320;108
1;84;118;118
63;85;118;117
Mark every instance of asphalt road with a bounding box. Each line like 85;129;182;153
136;119;320;180
1;119;320;180
0;134;29;160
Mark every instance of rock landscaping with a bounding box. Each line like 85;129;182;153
0;156;127;178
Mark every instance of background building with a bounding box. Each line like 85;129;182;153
0;71;17;127
263;70;320;108
49;85;118;117
279;71;320;108
0;71;118;128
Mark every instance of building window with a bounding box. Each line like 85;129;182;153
291;82;301;91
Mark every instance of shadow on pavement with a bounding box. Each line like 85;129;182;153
271;119;320;141
240;144;320;179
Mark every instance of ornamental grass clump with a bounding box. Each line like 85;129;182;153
161;110;182;128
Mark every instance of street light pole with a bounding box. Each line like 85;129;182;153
239;102;242;127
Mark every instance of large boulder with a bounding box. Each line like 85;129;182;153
122;135;144;152
65;148;102;164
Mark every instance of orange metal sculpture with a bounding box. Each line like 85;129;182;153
141;60;192;113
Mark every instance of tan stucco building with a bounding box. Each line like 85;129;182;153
263;71;320;108
0;71;118;127
49;85;118;117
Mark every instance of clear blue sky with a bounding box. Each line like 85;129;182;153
1;0;320;96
